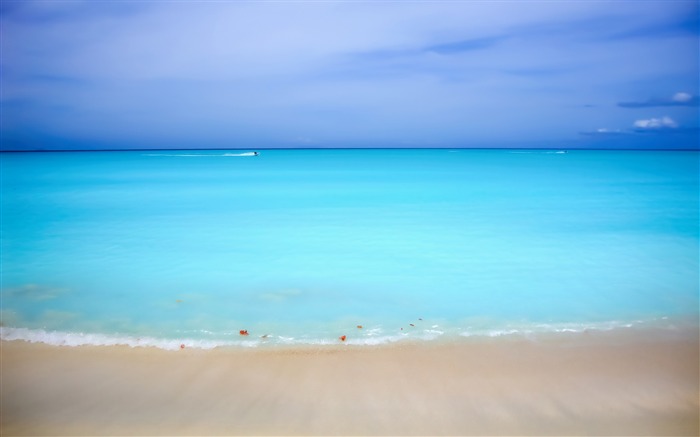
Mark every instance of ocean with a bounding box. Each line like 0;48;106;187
1;149;698;349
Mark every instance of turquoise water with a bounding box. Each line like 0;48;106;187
1;149;698;348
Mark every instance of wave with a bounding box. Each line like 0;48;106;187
458;319;662;338
0;327;410;350
0;327;235;350
0;318;678;350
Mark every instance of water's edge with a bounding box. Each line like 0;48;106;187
1;316;693;351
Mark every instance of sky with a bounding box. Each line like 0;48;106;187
1;1;698;150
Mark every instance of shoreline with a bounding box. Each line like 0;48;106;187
2;328;698;436
1;316;695;351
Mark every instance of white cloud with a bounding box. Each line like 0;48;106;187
633;116;678;129
2;1;692;82
2;0;697;149
672;92;693;102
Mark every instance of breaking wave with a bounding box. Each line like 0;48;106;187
0;318;679;351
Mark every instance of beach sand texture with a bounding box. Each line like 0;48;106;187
1;330;698;436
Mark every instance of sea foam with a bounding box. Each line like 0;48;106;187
0;318;678;351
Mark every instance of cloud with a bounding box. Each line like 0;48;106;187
672;92;693;102
633;116;678;129
579;128;627;137
604;9;699;40
581;117;688;136
1;1;698;150
426;36;507;54
618;92;699;108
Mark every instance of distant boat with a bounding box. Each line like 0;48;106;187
222;152;259;157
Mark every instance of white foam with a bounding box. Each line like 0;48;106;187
365;327;383;337
0;327;412;349
486;329;521;337
1;318;675;350
459;319;651;339
345;334;406;346
0;327;232;351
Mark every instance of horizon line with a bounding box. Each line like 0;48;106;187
1;147;699;153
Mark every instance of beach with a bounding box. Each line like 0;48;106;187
3;0;700;433
2;148;698;437
2;328;698;436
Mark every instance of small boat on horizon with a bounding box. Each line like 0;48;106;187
222;151;259;157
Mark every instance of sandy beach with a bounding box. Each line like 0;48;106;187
1;328;698;436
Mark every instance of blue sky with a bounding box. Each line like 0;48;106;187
1;1;698;150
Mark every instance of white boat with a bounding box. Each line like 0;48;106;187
223;152;259;157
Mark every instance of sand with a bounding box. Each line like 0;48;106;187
1;329;698;436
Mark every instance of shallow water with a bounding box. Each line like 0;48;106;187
1;149;698;348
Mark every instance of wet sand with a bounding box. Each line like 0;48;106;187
1;329;698;436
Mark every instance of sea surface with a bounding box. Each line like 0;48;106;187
1;149;698;349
